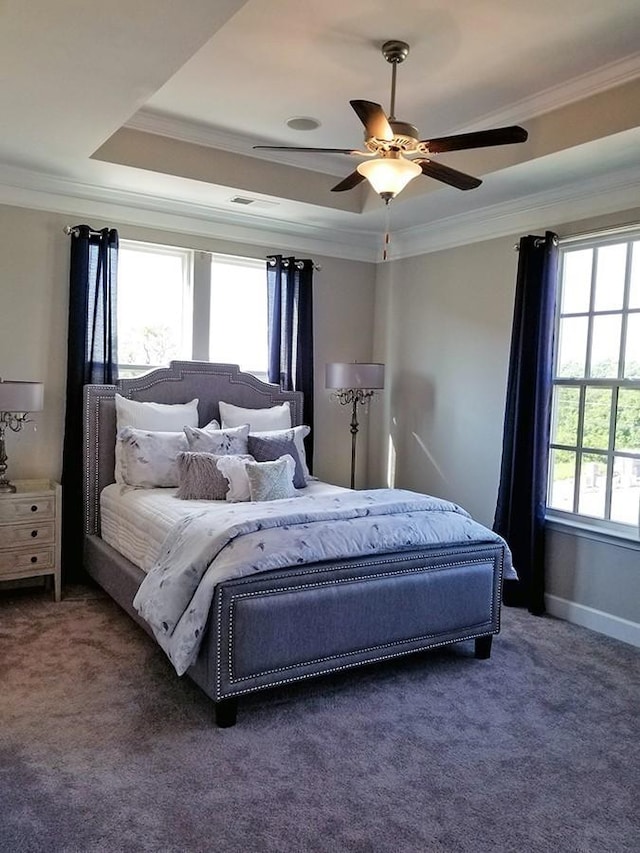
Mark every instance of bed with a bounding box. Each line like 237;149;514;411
83;361;511;727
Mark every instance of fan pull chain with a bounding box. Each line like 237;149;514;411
382;199;392;261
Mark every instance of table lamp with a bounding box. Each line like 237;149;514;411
0;379;45;493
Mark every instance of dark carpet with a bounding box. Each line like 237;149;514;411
1;585;638;853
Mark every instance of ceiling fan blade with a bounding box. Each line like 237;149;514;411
350;100;394;141
421;126;528;154
417;159;482;190
331;170;367;193
253;145;362;155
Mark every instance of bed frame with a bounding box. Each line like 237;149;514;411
83;361;505;727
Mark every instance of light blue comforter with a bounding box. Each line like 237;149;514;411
133;488;514;675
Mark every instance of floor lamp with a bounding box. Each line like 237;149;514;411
326;362;385;489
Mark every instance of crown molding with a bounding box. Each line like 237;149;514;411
452;52;640;132
0;160;639;265
0;164;379;262
390;163;640;259
124;110;348;177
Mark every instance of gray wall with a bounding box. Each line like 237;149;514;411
370;211;640;644
0;206;377;492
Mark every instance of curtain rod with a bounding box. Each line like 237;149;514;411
513;234;559;251
63;225;106;237
514;221;640;251
267;255;321;271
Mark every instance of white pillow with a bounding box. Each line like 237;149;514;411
219;400;291;431
215;454;254;502
114;394;200;483
117;427;188;488
252;425;311;482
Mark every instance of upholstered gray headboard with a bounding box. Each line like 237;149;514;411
83;361;304;536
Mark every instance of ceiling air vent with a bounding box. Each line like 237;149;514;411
228;196;279;209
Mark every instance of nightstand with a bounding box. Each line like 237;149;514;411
0;479;62;601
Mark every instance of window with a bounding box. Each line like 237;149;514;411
547;230;640;535
117;241;268;378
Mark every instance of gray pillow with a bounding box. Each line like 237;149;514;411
248;431;306;488
245;456;297;502
175;452;230;500
184;423;249;455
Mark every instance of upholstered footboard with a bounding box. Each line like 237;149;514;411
187;543;504;726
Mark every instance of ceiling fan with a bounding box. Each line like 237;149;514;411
254;40;528;202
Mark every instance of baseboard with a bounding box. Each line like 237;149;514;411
545;594;640;648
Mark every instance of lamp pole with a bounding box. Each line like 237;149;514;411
333;388;375;489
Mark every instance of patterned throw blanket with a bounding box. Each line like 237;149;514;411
133;489;514;675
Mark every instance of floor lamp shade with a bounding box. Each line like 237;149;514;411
325;363;385;391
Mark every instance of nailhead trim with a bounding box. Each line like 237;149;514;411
215;549;504;699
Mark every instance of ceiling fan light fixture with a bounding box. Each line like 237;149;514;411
357;154;421;200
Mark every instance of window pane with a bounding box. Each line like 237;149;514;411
582;387;612;451
209;256;267;373
557;316;588;377
593;243;627;311
561;249;592;314
117;245;191;369
578;453;608;519
615;389;640;452
589;314;621;377
629;242;640;309
551;386;580;446
624;313;640;378
548;449;576;512
610;456;640;525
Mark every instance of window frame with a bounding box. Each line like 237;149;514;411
546;227;640;544
117;240;268;379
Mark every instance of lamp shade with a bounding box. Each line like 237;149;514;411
357;156;421;198
326;363;385;390
0;380;44;412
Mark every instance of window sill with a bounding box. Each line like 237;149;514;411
545;511;640;551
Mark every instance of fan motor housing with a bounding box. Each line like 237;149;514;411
366;119;420;154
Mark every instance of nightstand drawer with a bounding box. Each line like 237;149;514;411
0;495;55;523
0;522;55;548
0;546;55;574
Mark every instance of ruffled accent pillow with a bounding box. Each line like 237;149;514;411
175;452;242;501
245;456;296;501
117;427;188;488
183;423;249;455
248;431;306;488
215;454;254;502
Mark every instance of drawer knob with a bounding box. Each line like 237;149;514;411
31;530;38;538
30;556;38;564
31;505;38;512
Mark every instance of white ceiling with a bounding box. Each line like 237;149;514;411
1;0;640;260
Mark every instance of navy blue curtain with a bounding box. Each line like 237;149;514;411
493;231;559;615
267;255;314;470
62;225;119;582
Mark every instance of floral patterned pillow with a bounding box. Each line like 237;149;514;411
183;423;250;455
118;427;188;488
